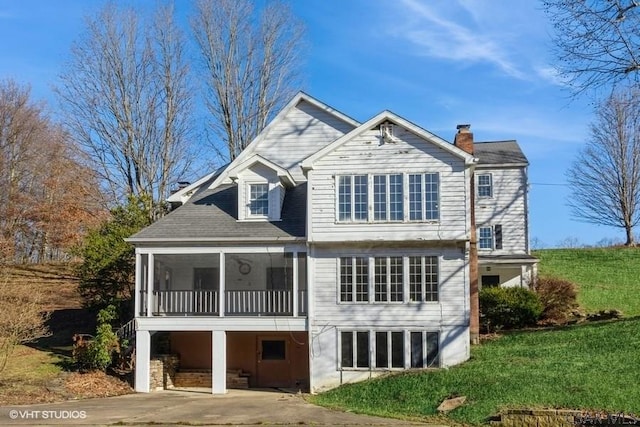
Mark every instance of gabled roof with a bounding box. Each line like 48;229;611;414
474;141;528;166
227;154;296;187
301;110;476;169
128;183;307;243
169;92;359;203
205;92;360;192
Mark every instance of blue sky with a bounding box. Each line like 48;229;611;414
0;1;621;247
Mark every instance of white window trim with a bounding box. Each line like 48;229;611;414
338;255;440;305
339;329;440;371
246;182;270;219
478;226;494;250
477;173;493;199
335;173;440;224
408;255;440;303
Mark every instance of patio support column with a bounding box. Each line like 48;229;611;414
135;252;141;316
292;251;298;317
135;330;151;392
219;252;225;317
520;265;527;288
147;253;154;317
212;330;227;394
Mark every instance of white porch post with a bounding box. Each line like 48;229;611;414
135;252;141;316
292;251;298;317
135;330;151;392
147;254;154;317
219;252;225;317
212;330;227;394
520;265;527;288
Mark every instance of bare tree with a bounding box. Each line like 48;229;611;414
192;0;304;160
56;2;194;207
567;89;640;245
543;0;640;93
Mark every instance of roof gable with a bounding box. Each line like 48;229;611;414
227;154;295;186
301;111;476;170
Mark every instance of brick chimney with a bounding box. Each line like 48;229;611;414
454;124;474;155
454;124;479;344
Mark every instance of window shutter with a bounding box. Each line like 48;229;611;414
494;225;503;249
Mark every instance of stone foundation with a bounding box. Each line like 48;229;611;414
490;409;639;427
173;369;250;389
149;354;179;391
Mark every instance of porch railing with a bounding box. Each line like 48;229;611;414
139;289;307;316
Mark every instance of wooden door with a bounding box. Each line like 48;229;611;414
256;336;291;388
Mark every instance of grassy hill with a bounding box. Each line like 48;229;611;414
0;263;130;404
311;247;640;425
535;247;640;316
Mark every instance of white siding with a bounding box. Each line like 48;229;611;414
253;100;355;182
308;243;470;391
475;167;528;253
309;324;469;392
309;128;469;242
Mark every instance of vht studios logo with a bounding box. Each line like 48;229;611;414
8;410;87;420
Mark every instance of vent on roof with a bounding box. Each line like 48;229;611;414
380;122;399;144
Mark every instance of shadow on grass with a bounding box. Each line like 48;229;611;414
28;307;98;358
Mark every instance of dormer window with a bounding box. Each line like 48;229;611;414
248;183;269;217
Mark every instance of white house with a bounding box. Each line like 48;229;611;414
126;92;537;394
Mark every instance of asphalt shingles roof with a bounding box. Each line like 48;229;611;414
474;141;528;165
129;183;306;242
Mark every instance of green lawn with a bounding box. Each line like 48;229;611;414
310;318;640;425
534;247;640;316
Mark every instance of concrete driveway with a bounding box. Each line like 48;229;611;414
0;389;450;426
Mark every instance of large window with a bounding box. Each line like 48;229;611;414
337;173;439;222
341;256;439;303
409;173;439;220
249;184;269;216
341;331;370;368
374;257;403;302
338;175;368;221
477;173;493;198
342;330;439;370
340;257;368;302
408;256;438;302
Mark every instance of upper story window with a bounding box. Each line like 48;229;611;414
249;183;269;217
340;255;439;303
373;174;403;221
479;224;502;250
338;175;368;221
477;173;493;198
337;173;439;223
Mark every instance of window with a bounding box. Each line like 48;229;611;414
409;173;439;221
411;331;439;368
479;226;494;250
249;184;269;216
338;175;367;221
477;174;493;198
338;173;439;222
479;225;502;250
409;256;438;302
374;257;403;302
341;331;370;368
481;275;500;287
340;257;368;302
344;330;439;370
261;340;286;360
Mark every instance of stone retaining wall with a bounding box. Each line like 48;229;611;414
149;354;179;391
492;409;639;427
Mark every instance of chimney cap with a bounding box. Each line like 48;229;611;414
456;124;471;131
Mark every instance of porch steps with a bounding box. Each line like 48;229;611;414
173;369;249;389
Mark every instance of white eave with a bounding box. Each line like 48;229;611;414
226;154;296;187
301;110;476;170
